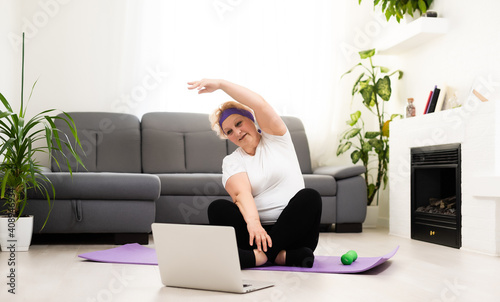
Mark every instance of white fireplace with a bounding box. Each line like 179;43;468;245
389;100;500;256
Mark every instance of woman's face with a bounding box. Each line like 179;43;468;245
221;114;260;152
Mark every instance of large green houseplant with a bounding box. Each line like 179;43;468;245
359;0;434;23
337;49;403;206
0;33;84;230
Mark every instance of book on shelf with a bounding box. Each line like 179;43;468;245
423;90;433;114
434;84;448;112
423;84;448;114
427;86;441;113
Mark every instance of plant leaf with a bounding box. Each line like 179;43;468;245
359;49;376;59
352;72;365;96
0;92;13;112
351;150;361;164
375;76;391;101
382;120;390;137
379;66;390;73
406;1;414;17
391;113;403;120
0;111;12;119
362;141;372;152
341;63;362;79
360;84;376;107
367;184;376;200
369;138;384;153
365;131;380;139
388;69;404;80
347;111;361;126
344;128;361;139
418;0;427;13
336;142;352;156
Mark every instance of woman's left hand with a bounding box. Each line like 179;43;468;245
247;219;272;252
187;79;221;94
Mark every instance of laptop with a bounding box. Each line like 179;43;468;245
151;223;274;294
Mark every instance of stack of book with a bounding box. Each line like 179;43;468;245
423;85;447;114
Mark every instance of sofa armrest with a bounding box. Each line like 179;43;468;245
313;165;366;180
29;172;161;201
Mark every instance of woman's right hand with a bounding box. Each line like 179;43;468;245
246;219;272;252
225;173;273;252
187;79;222;94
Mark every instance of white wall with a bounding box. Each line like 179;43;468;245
15;0;130;115
0;0;21;108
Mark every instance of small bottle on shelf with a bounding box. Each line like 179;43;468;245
406;98;416;118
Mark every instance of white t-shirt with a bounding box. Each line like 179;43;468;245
222;129;305;224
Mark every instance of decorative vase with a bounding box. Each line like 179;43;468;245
363;206;379;228
0;215;34;252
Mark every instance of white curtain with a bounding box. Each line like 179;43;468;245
115;0;350;168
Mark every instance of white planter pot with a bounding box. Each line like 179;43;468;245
363;206;379;229
0;216;34;252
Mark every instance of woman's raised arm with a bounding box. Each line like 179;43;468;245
188;79;286;136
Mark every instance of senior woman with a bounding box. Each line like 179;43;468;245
187;79;322;269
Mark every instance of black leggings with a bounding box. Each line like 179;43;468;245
208;188;322;268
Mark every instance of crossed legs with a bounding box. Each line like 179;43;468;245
208;188;322;268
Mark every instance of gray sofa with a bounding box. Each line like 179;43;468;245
22;112;367;244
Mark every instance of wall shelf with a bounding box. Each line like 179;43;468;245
376;17;449;55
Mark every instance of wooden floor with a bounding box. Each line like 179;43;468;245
1;227;499;302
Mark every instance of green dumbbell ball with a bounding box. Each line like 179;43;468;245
347;250;358;261
341;253;353;265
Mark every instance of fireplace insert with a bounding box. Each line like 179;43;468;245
411;144;461;248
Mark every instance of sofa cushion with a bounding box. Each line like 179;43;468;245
142;130;186;172
156;173;335;196
28;172;161;201
313;165;366;180
141;113;315;175
24;199;155;233
141;112;228;173
303;174;336;195
185;132;226;172
156;173;227;196
52;112;142;173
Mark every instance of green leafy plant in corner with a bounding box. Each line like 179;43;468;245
359;0;434;23
337;49;403;205
0;33;85;229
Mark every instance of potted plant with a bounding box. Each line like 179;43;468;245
337;49;403;225
359;0;434;23
0;33;84;251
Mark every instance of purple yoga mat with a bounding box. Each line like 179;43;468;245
78;244;398;274
250;246;399;273
79;243;158;265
